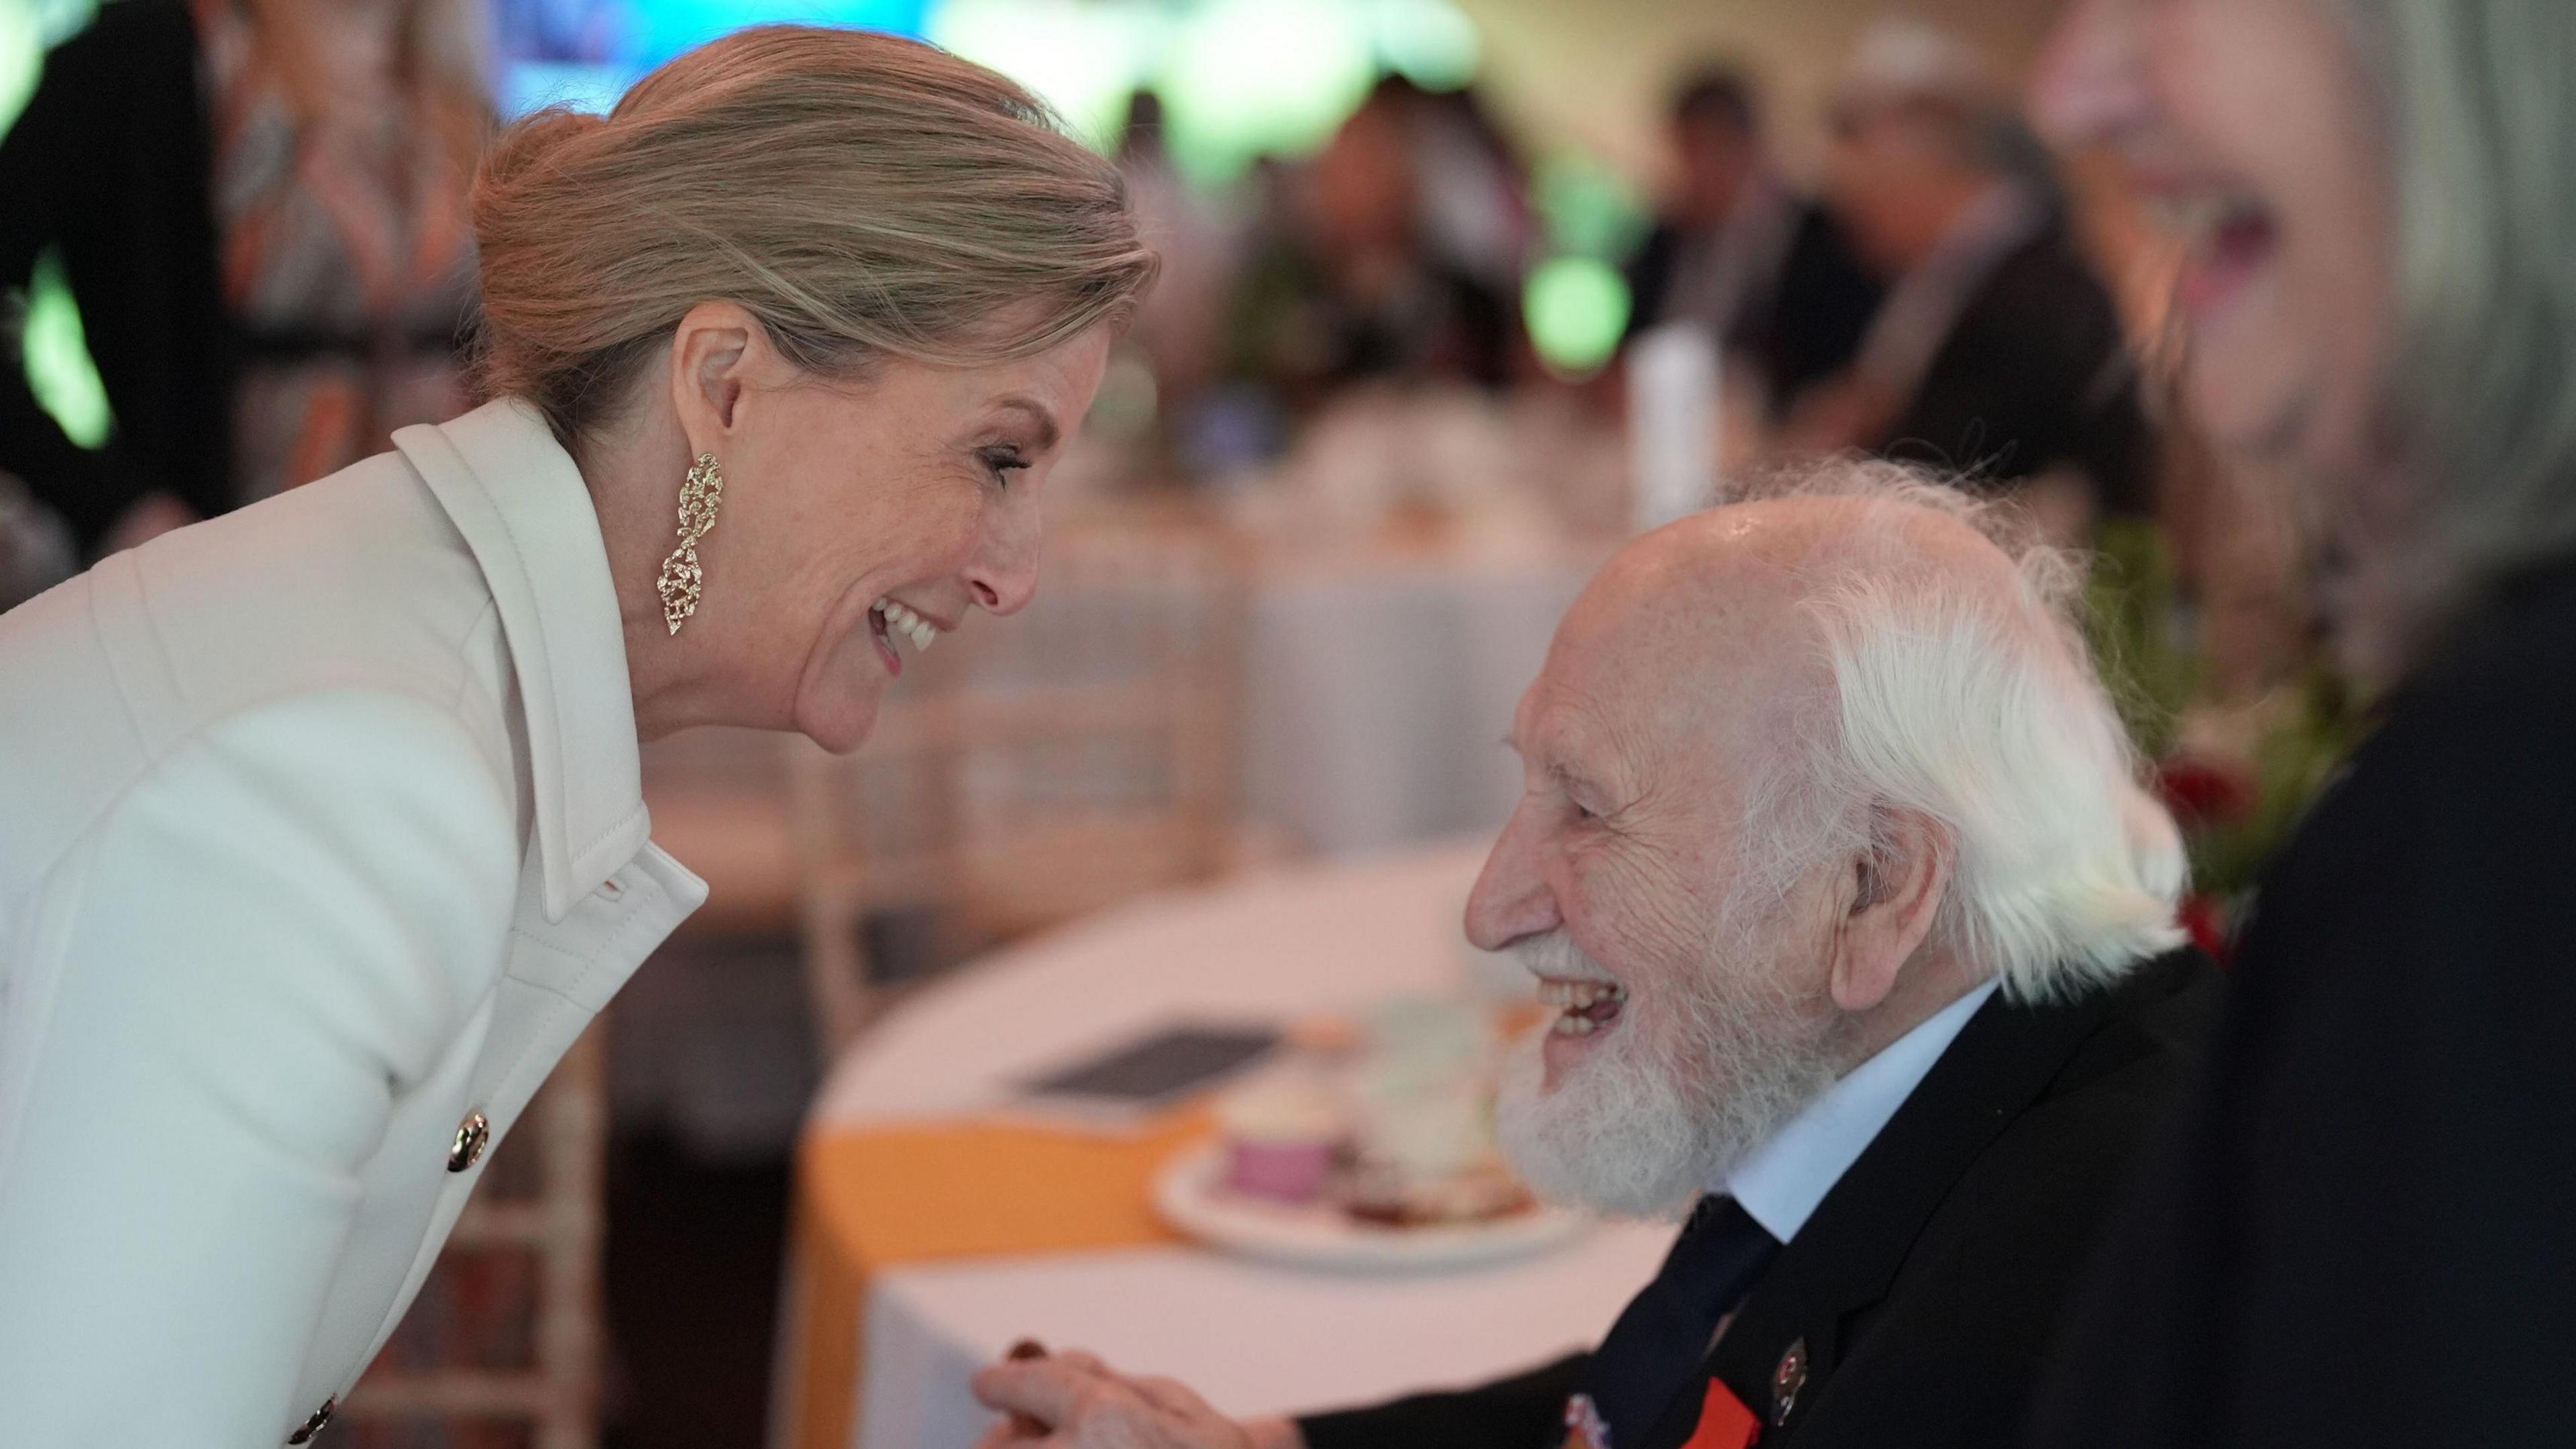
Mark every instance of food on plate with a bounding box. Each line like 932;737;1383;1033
1205;997;1548;1230
1342;1157;1536;1228
1216;1078;1343;1204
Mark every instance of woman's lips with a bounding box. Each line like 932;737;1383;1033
2174;202;2279;322
867;606;901;678
863;597;947;680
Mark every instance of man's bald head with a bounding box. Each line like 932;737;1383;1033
1521;488;2059;916
1546;490;2039;782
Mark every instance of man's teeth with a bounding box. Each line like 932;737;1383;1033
1536;979;1626;1036
871;598;938;653
1536;979;1626;1009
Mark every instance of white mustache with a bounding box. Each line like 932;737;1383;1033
1513;930;1621;985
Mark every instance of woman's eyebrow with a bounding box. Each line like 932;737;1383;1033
991;394;1061;451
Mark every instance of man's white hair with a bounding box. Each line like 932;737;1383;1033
1735;459;2188;1002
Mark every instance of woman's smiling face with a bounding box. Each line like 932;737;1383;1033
2035;0;2392;478
668;305;1114;753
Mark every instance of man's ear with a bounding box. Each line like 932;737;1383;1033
1827;806;1952;1013
666;301;769;451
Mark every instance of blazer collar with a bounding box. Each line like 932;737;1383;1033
1723;979;1999;1243
1684;946;2216;1444
394;398;653;922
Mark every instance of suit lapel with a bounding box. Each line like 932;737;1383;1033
1647;950;2206;1448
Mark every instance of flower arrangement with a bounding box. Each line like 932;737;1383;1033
2084;519;2359;959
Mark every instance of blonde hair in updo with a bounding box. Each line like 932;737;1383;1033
469;25;1159;447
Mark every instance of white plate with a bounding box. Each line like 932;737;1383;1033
1152;1142;1591;1273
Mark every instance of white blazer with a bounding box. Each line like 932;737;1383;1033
0;398;706;1447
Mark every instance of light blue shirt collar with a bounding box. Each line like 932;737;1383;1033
1723;979;2000;1242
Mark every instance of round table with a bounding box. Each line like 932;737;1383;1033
778;841;1676;1449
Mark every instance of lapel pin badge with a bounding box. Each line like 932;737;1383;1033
1770;1338;1809;1427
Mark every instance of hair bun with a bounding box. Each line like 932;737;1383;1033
474;105;607;203
465;27;1155;447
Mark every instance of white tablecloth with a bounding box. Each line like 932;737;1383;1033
796;841;1676;1449
1240;537;1605;856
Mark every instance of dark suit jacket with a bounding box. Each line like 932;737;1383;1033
0;0;233;553
1301;947;2218;1449
1625;201;1885;419
1878;229;2152;519
2031;559;2576;1449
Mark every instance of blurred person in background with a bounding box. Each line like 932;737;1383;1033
1403;80;1536;308
0;0;234;557
971;463;2216;1449
202;0;490;502
0;28;1152;1446
1792;20;2151;539
2027;3;2576;1446
0;0;490;557
1114;89;1239;424
1622;66;1883;423
1224;77;1519;412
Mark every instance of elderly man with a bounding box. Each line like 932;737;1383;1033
973;463;2215;1449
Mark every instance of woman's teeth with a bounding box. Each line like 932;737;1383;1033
1537;979;1627;1037
871;598;939;653
2145;189;2271;264
2144;189;2231;242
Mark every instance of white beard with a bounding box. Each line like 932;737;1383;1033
1495;926;1840;1220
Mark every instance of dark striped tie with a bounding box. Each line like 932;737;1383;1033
1568;1195;1780;1449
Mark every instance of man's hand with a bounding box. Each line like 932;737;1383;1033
969;1349;1303;1449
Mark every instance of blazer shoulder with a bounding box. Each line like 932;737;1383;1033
2249;566;2576;936
120;450;507;729
0;451;516;906
1758;961;2215;1449
1856;966;2214;1356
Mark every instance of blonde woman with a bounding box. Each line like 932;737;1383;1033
0;27;1152;1446
2029;2;2576;1446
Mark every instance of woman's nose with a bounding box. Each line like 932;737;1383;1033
964;516;1040;616
2031;0;2152;151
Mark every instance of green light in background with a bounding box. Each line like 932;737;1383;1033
1534;151;1649;264
1524;256;1629;378
1156;0;1377;183
928;0;1165;149
922;0;1486;185
1;0;102;133
25;250;110;449
1371;0;1477;91
0;0;38;136
7;0;112;450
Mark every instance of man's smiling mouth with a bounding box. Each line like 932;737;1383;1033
1536;977;1629;1036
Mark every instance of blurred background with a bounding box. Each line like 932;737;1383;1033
0;2;2342;1446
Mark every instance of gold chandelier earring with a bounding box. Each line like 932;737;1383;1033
656;453;724;635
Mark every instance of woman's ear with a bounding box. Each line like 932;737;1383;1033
1827;806;1953;1012
666;301;766;447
